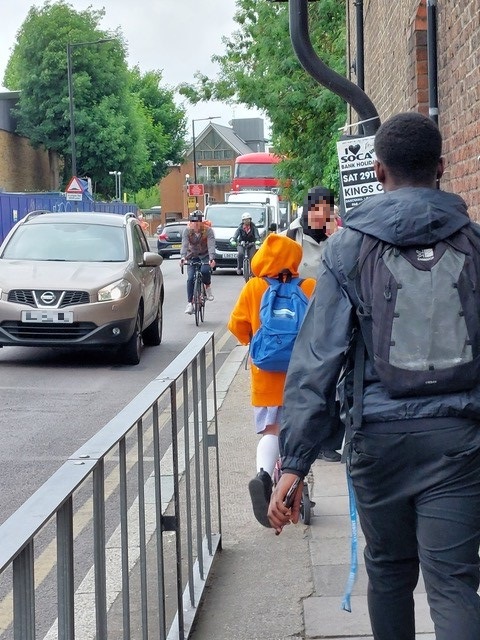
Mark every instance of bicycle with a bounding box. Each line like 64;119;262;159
181;258;210;326
239;240;258;282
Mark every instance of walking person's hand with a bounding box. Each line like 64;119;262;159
268;472;303;534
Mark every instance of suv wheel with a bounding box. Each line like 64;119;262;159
121;311;142;365
142;302;163;346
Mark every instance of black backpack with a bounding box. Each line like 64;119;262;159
351;225;480;398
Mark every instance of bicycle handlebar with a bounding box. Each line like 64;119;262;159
180;258;212;275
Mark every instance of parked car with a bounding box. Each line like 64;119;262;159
157;220;188;258
0;211;164;365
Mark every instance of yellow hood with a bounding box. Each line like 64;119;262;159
251;233;303;278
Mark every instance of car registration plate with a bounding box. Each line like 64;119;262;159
171;244;181;249
221;252;237;259
21;310;74;324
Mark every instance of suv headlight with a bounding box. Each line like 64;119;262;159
98;279;131;302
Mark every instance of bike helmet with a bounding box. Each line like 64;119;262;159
241;212;252;221
189;210;203;222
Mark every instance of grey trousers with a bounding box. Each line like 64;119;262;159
349;421;480;640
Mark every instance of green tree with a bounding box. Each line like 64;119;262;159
179;0;347;204
3;1;185;197
134;185;161;210
129;67;187;185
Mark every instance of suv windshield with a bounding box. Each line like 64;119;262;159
1;223;128;262
206;206;265;228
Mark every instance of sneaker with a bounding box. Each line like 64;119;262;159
248;469;272;528
205;286;214;301
184;302;193;314
317;449;341;462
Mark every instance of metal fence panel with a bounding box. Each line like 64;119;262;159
0;331;221;640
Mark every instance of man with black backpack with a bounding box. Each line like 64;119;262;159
269;112;480;640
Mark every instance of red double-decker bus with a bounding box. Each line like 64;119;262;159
231;152;281;192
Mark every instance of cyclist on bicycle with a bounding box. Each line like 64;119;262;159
180;210;216;314
231;212;261;275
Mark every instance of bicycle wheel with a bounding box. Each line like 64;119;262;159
193;275;202;326
243;256;251;282
199;284;205;322
301;482;313;525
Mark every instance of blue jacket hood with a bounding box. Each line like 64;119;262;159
344;187;469;246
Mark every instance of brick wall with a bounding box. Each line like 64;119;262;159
0;130;55;191
347;0;480;220
159;159;235;224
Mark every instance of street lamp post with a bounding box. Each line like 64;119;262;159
67;38;115;177
108;170;122;200
191;116;221;185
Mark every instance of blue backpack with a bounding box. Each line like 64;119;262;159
250;276;309;372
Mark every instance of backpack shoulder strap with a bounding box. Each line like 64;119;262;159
286;228;297;240
345;233;386;364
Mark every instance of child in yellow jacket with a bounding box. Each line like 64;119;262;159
228;233;316;527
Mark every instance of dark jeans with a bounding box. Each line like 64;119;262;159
187;262;211;302
349;421;480;640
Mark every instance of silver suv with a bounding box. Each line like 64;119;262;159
0;211;164;365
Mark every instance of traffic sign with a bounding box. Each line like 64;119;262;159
187;183;204;197
66;193;82;201
187;197;197;209
65;176;84;194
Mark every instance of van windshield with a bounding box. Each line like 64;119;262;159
206;206;265;228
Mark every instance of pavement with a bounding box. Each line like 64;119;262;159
189;344;436;640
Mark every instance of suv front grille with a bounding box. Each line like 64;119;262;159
61;291;90;307
8;290;90;308
216;241;237;252
1;321;97;341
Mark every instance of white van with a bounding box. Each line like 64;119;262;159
225;190;290;231
204;202;272;269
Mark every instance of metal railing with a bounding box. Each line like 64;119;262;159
0;331;221;640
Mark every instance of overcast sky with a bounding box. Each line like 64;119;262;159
0;0;266;137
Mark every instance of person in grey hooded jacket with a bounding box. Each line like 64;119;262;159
284;185;344;462
284;185;338;280
269;112;480;640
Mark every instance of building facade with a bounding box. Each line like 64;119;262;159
346;0;480;220
158;119;266;224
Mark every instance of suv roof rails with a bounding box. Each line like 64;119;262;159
23;210;52;222
124;212;138;221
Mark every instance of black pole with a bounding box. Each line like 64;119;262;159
354;0;365;91
427;0;439;125
66;38;115;179
192;120;197;185
288;0;380;135
66;44;77;177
